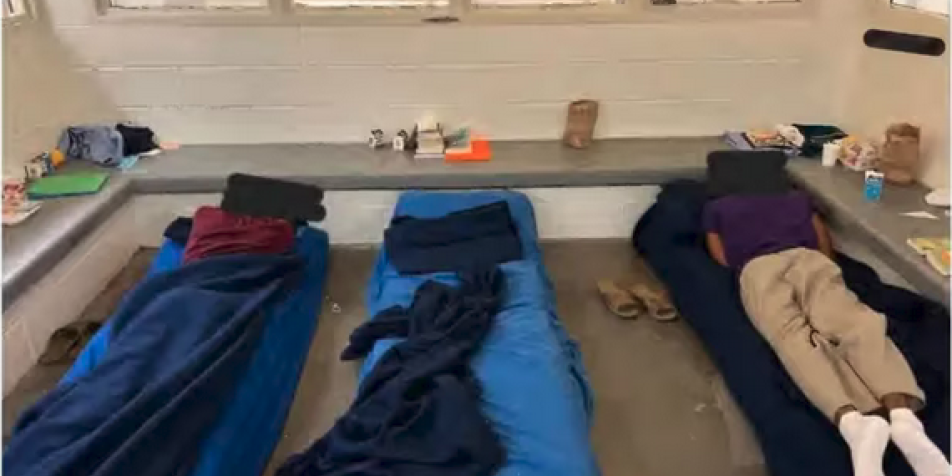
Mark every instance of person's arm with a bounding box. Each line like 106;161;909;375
706;232;729;267
812;213;834;259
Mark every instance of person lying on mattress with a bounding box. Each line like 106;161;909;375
703;190;950;476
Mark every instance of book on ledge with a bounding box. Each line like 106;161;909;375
446;135;491;162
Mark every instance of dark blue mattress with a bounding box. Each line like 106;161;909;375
633;181;949;476
361;191;601;476
61;227;330;476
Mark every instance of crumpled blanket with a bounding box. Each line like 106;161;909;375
4;253;303;476
278;269;506;476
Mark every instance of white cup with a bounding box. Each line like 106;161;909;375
822;143;841;167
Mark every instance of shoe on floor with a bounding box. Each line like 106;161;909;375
596;279;643;319
37;321;101;366
628;284;678;321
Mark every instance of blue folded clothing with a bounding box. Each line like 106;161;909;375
384;200;522;274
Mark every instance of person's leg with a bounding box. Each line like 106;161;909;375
883;394;950;476
739;252;855;420
790;249;924;405
790;250;947;476
740;252;890;476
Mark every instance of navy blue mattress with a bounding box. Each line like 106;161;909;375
60;227;329;476
361;191;601;476
633;181;949;476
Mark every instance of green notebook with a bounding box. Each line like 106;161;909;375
27;173;109;199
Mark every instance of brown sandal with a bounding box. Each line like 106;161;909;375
38;321;102;365
628;284;678;321
597;280;642;319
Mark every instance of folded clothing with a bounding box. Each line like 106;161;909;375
278;270;506;476
57;125;125;166
115;123;158;156
384;201;523;274
793;124;848;158
184;206;294;264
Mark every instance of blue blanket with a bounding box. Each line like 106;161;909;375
633;180;950;476
8;228;329;476
362;191;601;476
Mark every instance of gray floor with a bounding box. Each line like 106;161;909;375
4;241;768;476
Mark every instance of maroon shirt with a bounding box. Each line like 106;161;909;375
184;206;294;264
702;191;818;270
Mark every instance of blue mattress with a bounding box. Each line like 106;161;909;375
62;226;330;476
362;191;601;476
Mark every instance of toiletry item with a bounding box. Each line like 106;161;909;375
864;170;885;202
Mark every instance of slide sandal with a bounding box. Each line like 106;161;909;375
596;280;643;319
628;284;678;322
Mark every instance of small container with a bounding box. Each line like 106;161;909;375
864;170;885;202
822;142;841;167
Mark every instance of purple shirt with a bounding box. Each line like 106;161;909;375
702;191;818;269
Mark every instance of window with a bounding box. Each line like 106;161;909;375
471;0;615;7
650;0;797;4
3;0;25;18
294;0;447;8
891;0;949;16
107;0;801;13
110;0;266;9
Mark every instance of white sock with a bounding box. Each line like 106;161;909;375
890;408;950;476
839;411;890;476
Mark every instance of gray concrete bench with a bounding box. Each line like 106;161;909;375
4;137;948;312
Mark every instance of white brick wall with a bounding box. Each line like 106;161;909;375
10;0;945;180
2;18;125;176
6;0;850;153
840;3;950;189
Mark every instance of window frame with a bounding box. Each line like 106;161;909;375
889;0;949;17
92;0;813;26
3;0;34;22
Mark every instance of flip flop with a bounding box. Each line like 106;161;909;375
628;284;678;321
597;279;643;319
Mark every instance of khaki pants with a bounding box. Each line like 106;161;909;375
739;248;924;421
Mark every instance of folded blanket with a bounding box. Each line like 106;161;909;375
384;201;522;274
4;254;303;476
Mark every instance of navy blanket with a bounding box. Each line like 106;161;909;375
384;201;522;274
278;270;506;476
633;180;949;476
4;254;303;476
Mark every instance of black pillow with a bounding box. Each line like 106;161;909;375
706;150;791;198
221;173;326;222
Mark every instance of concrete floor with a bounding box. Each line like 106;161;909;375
4;241;768;476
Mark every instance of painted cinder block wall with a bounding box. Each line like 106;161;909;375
8;0;838;154
4;0;947;186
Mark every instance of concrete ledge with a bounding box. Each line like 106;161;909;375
788;162;950;307
4;137;949;310
2;178;132;311
127;139;715;193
